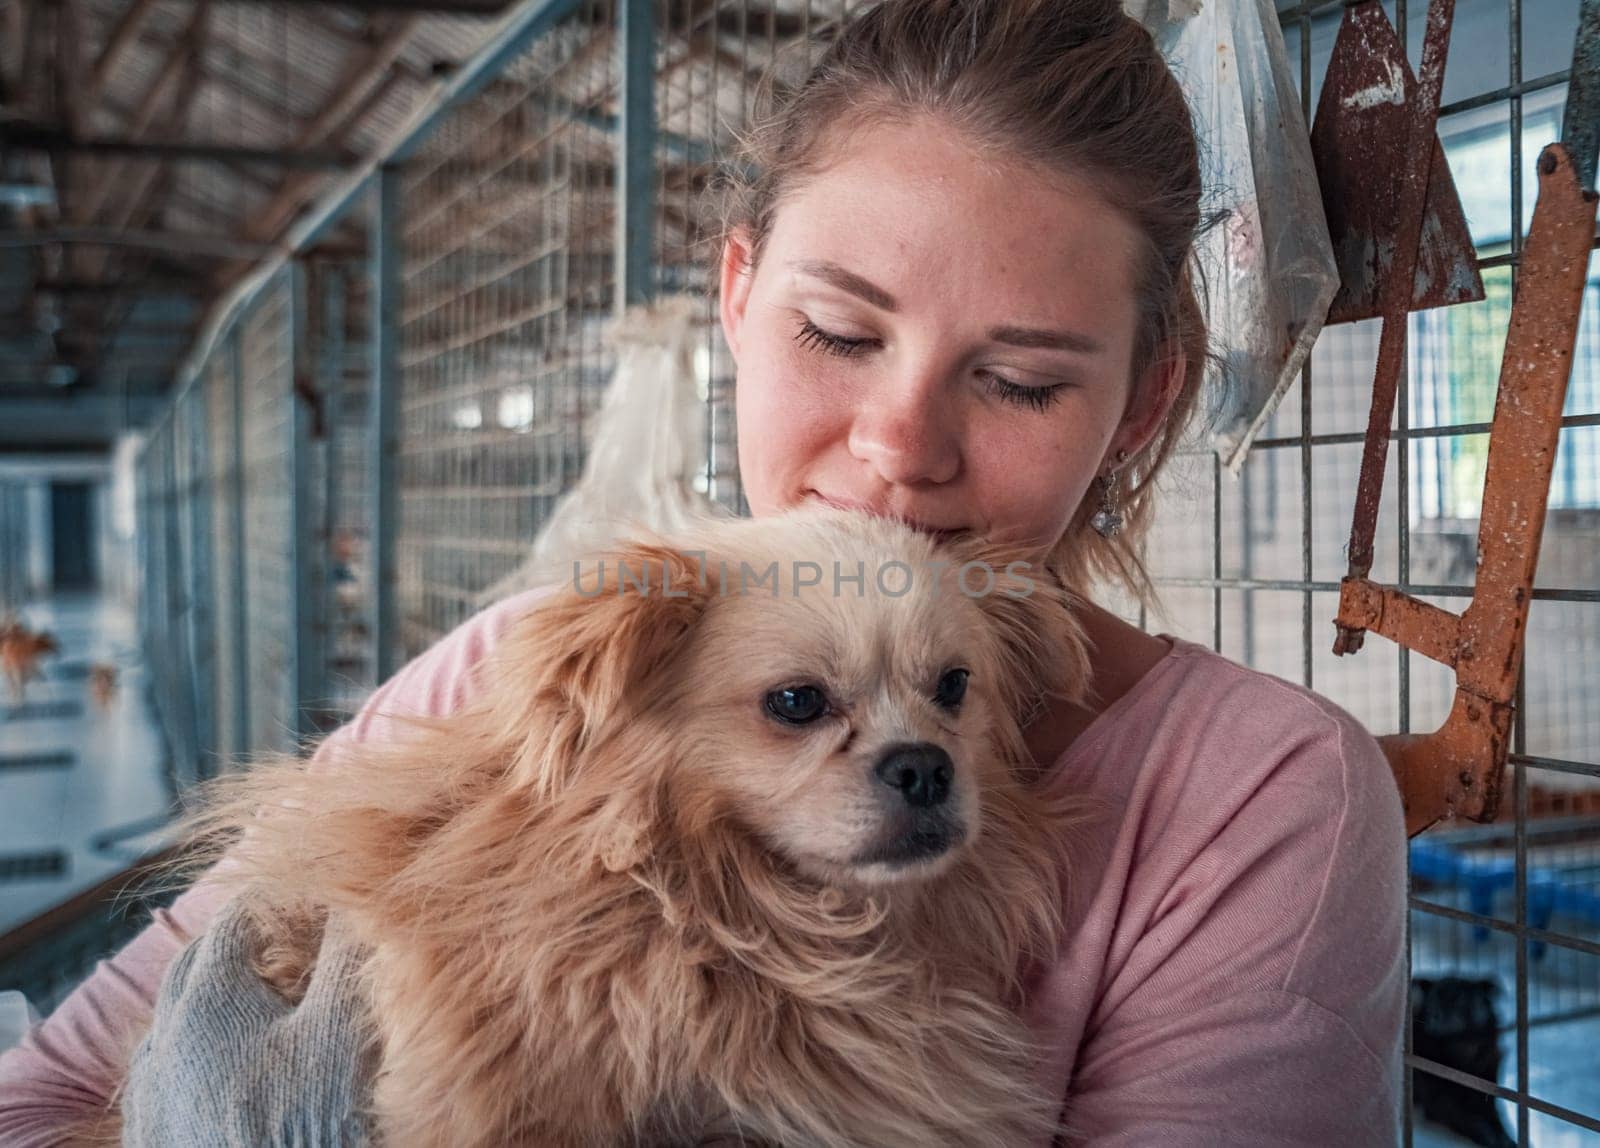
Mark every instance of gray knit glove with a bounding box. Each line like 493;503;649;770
122;898;377;1147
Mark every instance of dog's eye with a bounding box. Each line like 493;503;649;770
934;668;969;711
765;685;830;725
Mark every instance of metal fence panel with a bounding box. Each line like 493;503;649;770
0;481;27;610
135;416;183;788
113;4;1598;1137
170;382;216;785
649;0;863;515
206;347;246;761
239;272;302;756
395;0;618;658
1154;2;1600;1141
309;258;377;726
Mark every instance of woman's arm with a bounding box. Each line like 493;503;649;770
1063;701;1408;1146
0;587;550;1147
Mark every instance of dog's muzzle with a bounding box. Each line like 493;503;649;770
873;743;953;808
855;743;963;868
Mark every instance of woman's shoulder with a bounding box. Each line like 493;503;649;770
341;583;563;741
1068;636;1399;831
1117;636;1381;753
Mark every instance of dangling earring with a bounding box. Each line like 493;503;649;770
1091;450;1130;539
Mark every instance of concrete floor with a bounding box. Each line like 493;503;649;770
0;593;173;935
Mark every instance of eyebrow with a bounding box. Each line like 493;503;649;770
986;324;1104;355
790;260;898;311
789;259;1105;355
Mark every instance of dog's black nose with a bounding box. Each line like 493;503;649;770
873;743;954;808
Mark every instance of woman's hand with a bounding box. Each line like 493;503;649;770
122;899;376;1147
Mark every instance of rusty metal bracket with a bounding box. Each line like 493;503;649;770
1333;144;1599;836
1310;1;1484;326
1333;0;1460;593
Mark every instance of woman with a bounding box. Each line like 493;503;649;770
0;0;1407;1143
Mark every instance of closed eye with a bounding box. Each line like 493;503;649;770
795;318;1068;411
980;373;1068;411
794;318;877;358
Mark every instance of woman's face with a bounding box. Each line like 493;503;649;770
721;115;1169;557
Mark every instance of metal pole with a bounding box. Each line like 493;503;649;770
288;261;319;745
188;382;218;778
615;0;656;312
163;420;194;789
320;265;347;710
370;166;401;683
228;328;250;755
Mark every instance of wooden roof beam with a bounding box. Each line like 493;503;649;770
4;128;352;170
16;0;42;121
95;3;211;341
302;18;418;150
113;8;208;234
49;0;86;226
88;0;161;108
243;17;417;243
211;0;509;13
0;226;275;260
75;0;209;226
35;277;205;298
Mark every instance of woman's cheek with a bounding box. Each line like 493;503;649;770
978;420;1094;550
767;344;861;429
736;367;832;513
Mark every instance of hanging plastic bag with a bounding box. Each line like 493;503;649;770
0;990;40;1055
1126;0;1338;474
478;294;730;604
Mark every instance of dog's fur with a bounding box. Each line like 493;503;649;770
88;663;119;710
1;622;58;703
88;508;1092;1147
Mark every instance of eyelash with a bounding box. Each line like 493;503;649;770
983;376;1064;411
793;318;1068;411
795;318;875;358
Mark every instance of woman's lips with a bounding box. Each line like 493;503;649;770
804;491;969;540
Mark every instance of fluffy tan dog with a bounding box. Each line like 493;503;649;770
1;623;59;704
107;507;1091;1146
88;663;119;710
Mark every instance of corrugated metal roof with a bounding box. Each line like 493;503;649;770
0;0;511;397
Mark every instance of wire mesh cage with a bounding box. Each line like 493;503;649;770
646;0;871;515
0;481;28;611
1127;0;1600;1141
170;380;218;786
205;346;248;761
238;269;304;756
111;0;1600;1139
395;0;619;658
312;259;378;726
134;419;179;786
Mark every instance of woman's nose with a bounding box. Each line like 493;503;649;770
845;370;961;487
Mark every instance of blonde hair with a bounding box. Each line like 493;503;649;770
715;0;1209;602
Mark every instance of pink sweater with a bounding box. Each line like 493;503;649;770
0;588;1407;1145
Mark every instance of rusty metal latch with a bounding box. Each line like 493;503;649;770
1333;143;1599;835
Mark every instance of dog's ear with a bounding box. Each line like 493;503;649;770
941;537;1091;722
496;539;713;797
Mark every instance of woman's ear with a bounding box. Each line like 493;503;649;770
1109;349;1187;465
718;227;757;365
